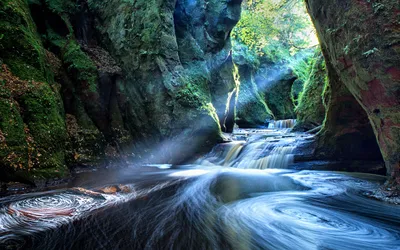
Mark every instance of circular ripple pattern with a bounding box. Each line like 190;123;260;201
8;193;103;219
0;191;109;246
0;169;399;250
217;172;400;250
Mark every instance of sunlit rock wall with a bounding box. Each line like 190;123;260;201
174;0;242;133
233;43;297;127
305;0;399;181
0;0;243;182
256;63;297;120
88;0;242;161
293;52;327;132
233;44;274;127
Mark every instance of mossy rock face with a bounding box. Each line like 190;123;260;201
293;53;327;132
1;0;243;181
0;0;50;82
65;114;107;166
235;65;274;128
0;66;68;183
33;0;133;166
233;43;273;128
174;0;241;132
306;0;400;184
63;41;98;92
18;83;67;169
256;65;297;120
85;0;242;161
0;0;68;183
0;97;29;178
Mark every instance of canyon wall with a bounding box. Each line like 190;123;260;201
293;52;327;132
305;0;400;184
256;63;297;120
0;0;242;183
233;44;274;127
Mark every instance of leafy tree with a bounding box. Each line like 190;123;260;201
232;0;318;63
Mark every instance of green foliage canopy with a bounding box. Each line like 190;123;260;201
232;0;318;63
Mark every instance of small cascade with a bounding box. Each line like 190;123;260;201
223;143;244;166
241;145;296;169
198;125;307;170
268;119;297;129
231;137;297;170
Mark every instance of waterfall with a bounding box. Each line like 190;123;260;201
198;120;301;170
243;145;296;169
1;120;399;250
223;143;244;166
225;139;296;170
268;119;297;129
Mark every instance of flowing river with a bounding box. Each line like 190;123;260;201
1;123;400;250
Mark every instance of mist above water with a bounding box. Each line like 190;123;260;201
1;166;399;250
0;123;399;250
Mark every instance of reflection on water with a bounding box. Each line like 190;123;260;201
0;166;399;250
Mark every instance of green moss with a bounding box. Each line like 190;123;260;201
176;80;222;128
173;68;222;133
0;0;51;82
293;52;327;131
0;0;69;182
0;98;29;168
176;71;212;109
45;27;68;48
0;81;11;98
44;0;76;14
236;64;274;127
176;83;208;108
63;40;98;92
43;25;98;94
19;83;67;171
